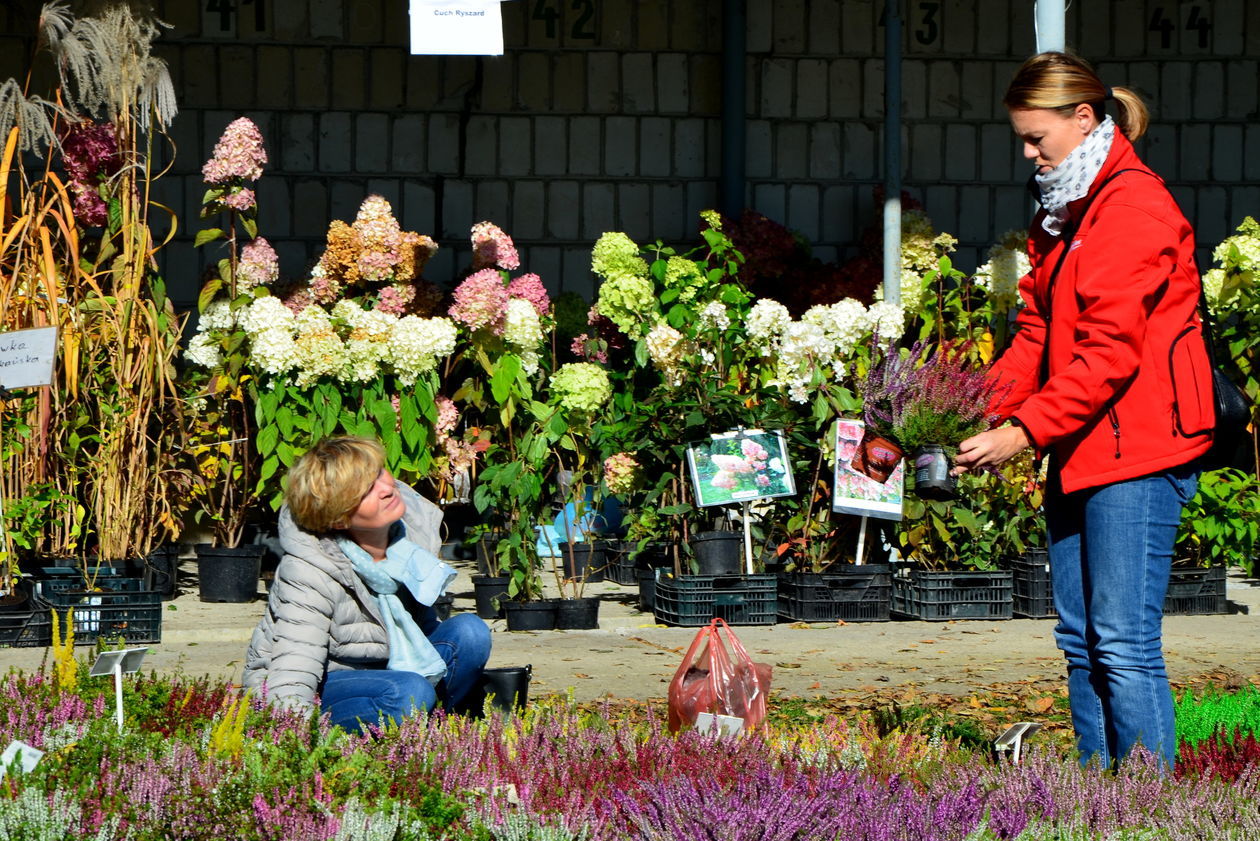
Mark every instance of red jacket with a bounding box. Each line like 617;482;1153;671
989;131;1213;494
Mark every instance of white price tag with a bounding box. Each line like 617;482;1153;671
0;327;57;389
410;0;504;56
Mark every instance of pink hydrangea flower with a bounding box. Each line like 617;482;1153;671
374;284;415;316
435;396;459;437
507;273;550;318
448;268;510;333
741;439;770;461
223;187;256;211
71;187;107;227
237;238;280;287
60;121;120;183
281;287;314;315
309;274;342;305
755;474;771;487
202;117;268;183
470;221;520;271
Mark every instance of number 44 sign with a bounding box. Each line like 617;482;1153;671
410;0;505;56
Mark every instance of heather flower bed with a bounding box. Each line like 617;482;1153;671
1;668;1259;840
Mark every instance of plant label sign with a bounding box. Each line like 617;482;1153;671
0;740;43;781
686;428;796;508
832;418;904;521
410;0;504;55
0;326;56;389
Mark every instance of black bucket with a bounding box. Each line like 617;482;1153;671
503;599;558;631
196;545;264;603
472;575;509;619
480;665;532;712
555;596;600;629
689;531;742;575
637;568;662;612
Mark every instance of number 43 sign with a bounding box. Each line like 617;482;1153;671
410;0;505;56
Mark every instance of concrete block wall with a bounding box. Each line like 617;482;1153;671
2;1;1254;305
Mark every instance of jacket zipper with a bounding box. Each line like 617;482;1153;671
1107;406;1121;459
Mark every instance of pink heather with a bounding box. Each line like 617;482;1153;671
202;117;268;184
471;221;520;270
507;273;551;318
449;268;510;333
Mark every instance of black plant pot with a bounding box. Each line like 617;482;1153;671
143;544;181;601
559;542;606;583
688;531;742;575
480;665;531;712
475;535;503;576
912;445;957;500
503;599;558;631
554;596;600;629
196;545;264;603
637;568;664;612
472;575;509;620
434;594;454;622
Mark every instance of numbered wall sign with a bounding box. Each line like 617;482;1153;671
0;327;57;390
410;0;504;56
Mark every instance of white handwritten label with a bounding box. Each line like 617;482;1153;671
410;0;504;56
0;327;56;389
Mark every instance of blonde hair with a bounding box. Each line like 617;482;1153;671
285;437;385;534
1004;51;1149;141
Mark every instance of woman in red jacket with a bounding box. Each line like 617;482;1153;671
954;52;1213;770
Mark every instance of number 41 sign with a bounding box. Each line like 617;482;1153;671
410;0;505;56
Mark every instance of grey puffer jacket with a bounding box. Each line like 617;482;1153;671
242;483;443;711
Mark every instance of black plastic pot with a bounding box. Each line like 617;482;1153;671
434;594;454;622
143;544;181;601
912;445;957;500
554;596;600;629
559;542;606;583
196;545;264;603
480;664;531;712
688;531;742;575
475;535;503;577
503;599;558;631
637;568;664;612
472;575;509;619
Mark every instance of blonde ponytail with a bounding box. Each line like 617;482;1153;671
1004;52;1150;141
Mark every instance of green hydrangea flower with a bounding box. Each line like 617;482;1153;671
591;232;647;280
550;362;612;415
596;273;658;338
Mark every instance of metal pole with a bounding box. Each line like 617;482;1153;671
1035;0;1067;53
720;0;747;217
882;1;902;305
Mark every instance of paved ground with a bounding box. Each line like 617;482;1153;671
4;559;1259;703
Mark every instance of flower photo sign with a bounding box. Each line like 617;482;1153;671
832;418;905;521
686;429;795;508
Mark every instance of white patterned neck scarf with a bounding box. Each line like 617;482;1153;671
1035;116;1116;236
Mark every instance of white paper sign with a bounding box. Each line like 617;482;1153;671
410;0;504;56
0;740;44;781
0;326;56;389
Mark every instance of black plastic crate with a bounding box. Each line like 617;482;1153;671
778;565;891;622
41;577;162;644
653;572;777;627
0;583;52;648
604;542;638;586
1010;550;1056;619
1164;566;1227;615
891;568;1013;621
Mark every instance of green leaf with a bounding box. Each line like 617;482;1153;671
240;215;258;239
490;354;523;404
194;228;225;248
197;278;224;313
256;424;280;457
259;455;280;482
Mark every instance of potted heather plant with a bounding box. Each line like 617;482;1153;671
858;340;1004;499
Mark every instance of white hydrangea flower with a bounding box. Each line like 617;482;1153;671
1202;267;1226;310
184;332;222;369
249;328;300;377
198;299;236;331
332;299;365;327
865;301;906;343
698;301;731;332
388;316;458;386
1214;232;1260;272
974;232;1032;312
746;299;791;355
342;337;388;383
295;304;334;333
502;298;544;350
294;328;347;387
241;296;296;336
645;322;684;371
519;348;541;376
805;299;867;357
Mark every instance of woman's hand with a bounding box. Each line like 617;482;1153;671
952;425;1031;475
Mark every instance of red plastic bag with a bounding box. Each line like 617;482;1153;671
667;618;773;732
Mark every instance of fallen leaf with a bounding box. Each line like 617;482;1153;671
808;682;821;690
777;662;802;669
574;673;592;679
1026;696;1055;714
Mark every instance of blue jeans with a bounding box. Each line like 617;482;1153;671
320;613;491;732
1046;463;1197;769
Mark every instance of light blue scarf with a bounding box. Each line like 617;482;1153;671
339;528;457;686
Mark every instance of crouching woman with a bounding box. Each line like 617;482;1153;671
244;436;490;731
